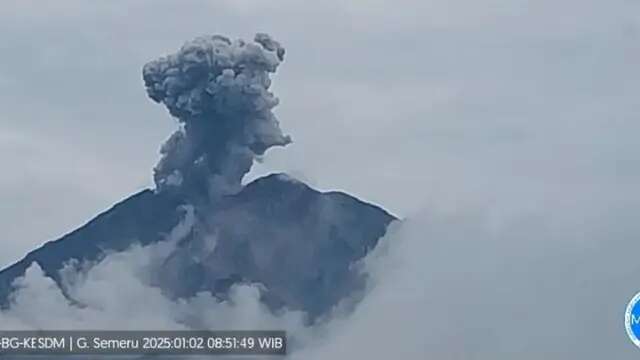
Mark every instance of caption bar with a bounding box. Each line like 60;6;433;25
0;330;286;356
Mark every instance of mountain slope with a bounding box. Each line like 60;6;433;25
0;174;395;318
0;189;184;307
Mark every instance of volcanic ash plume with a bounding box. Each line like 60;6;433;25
143;33;291;200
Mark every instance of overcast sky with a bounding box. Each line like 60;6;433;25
1;0;639;272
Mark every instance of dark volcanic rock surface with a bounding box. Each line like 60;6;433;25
0;190;184;306
0;174;395;318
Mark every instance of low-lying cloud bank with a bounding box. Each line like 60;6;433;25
305;205;640;359
0;206;305;334
3;197;640;358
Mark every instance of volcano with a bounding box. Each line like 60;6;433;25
0;33;395;322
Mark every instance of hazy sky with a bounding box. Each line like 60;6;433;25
2;1;640;358
1;0;639;269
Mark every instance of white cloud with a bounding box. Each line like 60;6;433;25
301;202;640;358
0;207;308;335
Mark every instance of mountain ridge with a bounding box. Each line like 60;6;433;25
0;173;396;318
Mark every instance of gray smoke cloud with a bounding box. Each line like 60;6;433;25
143;33;291;199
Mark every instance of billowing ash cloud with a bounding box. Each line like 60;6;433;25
143;33;291;199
